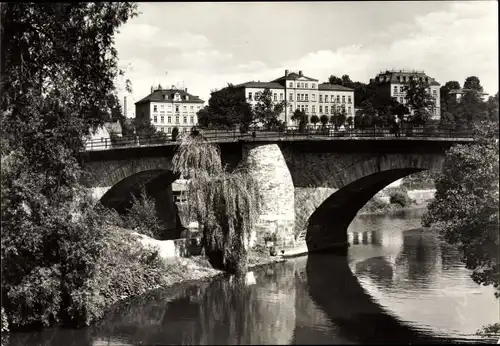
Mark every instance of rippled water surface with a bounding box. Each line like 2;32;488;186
9;209;499;345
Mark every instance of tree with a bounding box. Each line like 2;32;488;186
346;116;354;129
403;79;435;125
319;114;329;128
196;84;253;131
464;76;483;92
328;75;343;85
291;108;306;123
1;2;140;329
423;117;499;298
439;111;455;130
172;132;260;274
440;81;461;115
455;89;488;128
252;88;286;130
354;111;363;129
310;115;320;127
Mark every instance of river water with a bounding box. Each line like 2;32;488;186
8;209;499;345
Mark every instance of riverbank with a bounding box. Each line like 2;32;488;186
357;203;429;216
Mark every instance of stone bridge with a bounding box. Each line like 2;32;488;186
79;136;473;253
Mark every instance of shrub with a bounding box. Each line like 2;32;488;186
388;188;412;207
123;189;163;239
171;127;179;141
360;198;390;213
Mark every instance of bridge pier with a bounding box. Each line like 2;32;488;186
242;143;295;247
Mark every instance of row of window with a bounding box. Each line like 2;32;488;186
248;92;285;101
158;126;191;134
290;82;316;89
152;115;196;124
393;85;438;96
290;104;352;115
153;104;202;113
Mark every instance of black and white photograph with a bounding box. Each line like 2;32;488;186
1;1;499;345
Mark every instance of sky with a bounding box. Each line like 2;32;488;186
114;1;499;118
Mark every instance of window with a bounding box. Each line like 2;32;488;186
325;106;329;115
319;95;323;102
168;104;172;109
312;105;316;113
183;105;187;111
175;105;179;112
394;86;398;93
331;95;334;102
312;94;316;101
348;107;351;114
167;127;171;133
175;116;179;124
289;82;293;87
273;93;277;101
342;96;345;103
305;94;308;101
280;93;283;101
168;116;172;123
153;105;158;112
336;95;340;103
289;105;293;113
305;83;308;88
161;116;164;123
319;105;323;113
312;84;315;89
331;105;334;113
190;116;194;123
197;106;201;109
183;116;187;123
348;96;352;104
160;105;164;109
153;115;157;123
289;93;293;101
160;127;164;132
305;105;309;113
190;105;194;111
301;105;305;112
249;92;253;100
324;95;328;103
400;97;404;103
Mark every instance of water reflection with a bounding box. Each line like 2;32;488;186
8;211;499;345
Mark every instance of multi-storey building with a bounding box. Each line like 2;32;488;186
135;85;205;135
369;69;441;120
231;70;355;126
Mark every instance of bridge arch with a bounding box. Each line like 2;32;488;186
300;153;445;253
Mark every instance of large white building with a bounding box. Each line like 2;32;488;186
232;70;355;126
135;85;205;135
369;69;441;120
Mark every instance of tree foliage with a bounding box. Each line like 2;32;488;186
0;2;154;330
464;76;483;92
403;79;435;125
423;117;499;297
172;131;261;274
196;85;253;131
252;88;286;129
123;189;163;239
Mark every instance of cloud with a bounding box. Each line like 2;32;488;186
115;23;211;50
116;1;498;117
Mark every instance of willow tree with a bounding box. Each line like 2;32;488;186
172;131;261;274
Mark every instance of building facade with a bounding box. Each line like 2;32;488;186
232;70;355;126
135;85;205;135
369;69;441;120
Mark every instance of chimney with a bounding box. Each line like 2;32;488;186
299;70;303;77
172;84;175;89
185;88;188;93
150;86;153;93
285;69;289;76
123;96;127;118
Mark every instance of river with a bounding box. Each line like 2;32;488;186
8;208;499;345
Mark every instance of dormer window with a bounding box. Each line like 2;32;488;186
185;95;189;101
164;95;168;100
174;93;181;101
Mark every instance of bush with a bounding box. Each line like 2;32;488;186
388;188;412;207
123;189;163;239
171;127;179;141
360;198;390;213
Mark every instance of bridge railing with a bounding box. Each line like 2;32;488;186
83;126;474;151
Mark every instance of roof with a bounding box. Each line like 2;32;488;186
103;121;122;135
135;89;205;105
318;83;354;92
272;72;318;83
233;81;285;89
372;70;440;86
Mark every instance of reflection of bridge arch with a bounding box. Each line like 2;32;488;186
303;254;458;344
